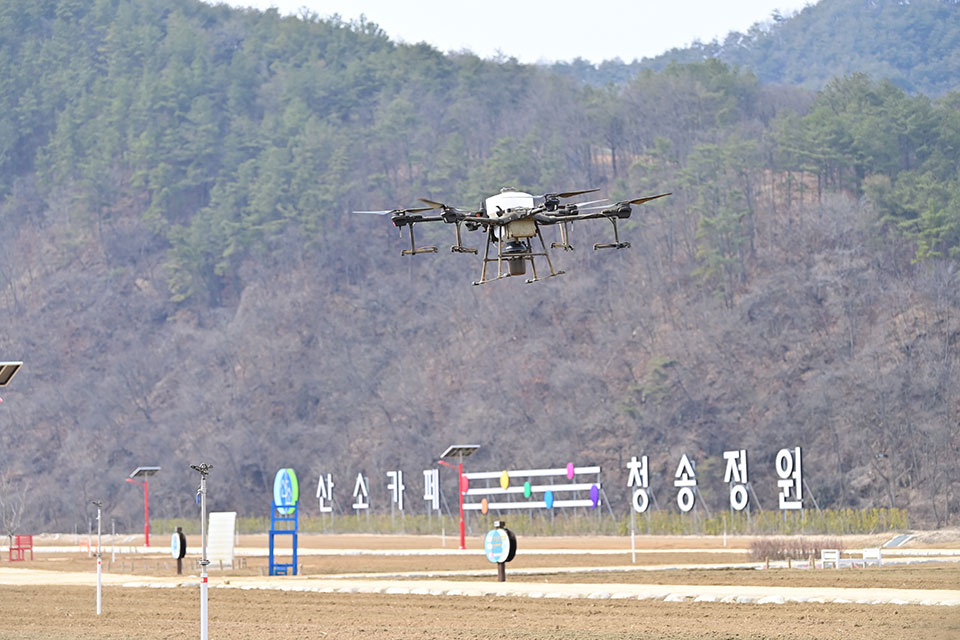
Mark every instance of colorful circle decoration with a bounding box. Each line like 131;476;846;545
170;531;186;560
481;498;489;515
499;470;510;490
566;463;575;480
273;468;299;515
523;481;532;498
544;490;555;509
484;528;510;564
590;484;600;509
460;475;469;494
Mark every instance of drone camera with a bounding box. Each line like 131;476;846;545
544;196;561;211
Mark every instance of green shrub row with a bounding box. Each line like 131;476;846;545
149;507;907;537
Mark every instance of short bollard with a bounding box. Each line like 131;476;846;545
484;520;517;582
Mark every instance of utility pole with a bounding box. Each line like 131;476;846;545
190;463;213;640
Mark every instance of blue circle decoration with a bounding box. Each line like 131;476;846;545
273;468;299;514
544;490;554;509
590;484;600;509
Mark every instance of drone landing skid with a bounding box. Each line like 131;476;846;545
400;222;438;256
594;217;630;251
451;222;478;254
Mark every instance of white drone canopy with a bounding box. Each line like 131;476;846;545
484;189;536;219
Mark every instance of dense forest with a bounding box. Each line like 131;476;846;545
554;0;960;96
0;0;958;534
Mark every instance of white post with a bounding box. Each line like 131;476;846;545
723;514;727;547
111;519;116;563
92;501;102;615
630;509;636;564
192;464;213;640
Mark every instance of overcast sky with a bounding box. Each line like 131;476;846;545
217;1;815;64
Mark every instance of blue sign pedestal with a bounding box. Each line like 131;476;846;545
268;500;298;576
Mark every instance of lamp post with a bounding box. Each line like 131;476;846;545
191;463;213;640
438;445;480;551
126;466;160;547
91;500;102;615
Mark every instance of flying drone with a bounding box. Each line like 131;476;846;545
354;188;671;285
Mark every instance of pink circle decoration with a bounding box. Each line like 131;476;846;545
566;463;575;480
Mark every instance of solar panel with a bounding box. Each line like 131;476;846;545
440;445;481;459
129;466;161;478
0;362;22;387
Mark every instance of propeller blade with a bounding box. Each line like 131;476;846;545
572;198;609;207
352;206;433;215
626;192;672;206
554;188;599;199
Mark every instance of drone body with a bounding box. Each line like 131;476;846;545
355;188;671;285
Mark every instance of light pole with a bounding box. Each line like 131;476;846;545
126;466;160;547
91;500;102;615
191;463;213;640
438;445;480;550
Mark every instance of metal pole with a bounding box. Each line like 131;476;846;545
458;458;465;550
191;464;212;640
92;501;102;615
144;479;150;547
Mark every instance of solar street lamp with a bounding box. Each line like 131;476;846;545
438;445;480;550
126;466;160;547
0;361;22;403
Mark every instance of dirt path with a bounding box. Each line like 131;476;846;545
1;585;958;640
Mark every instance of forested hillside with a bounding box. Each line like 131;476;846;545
0;0;958;532
555;0;960;96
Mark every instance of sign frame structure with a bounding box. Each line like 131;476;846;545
269;469;299;576
462;465;603;512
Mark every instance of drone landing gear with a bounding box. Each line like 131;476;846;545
473;228;564;285
451;222;478;254
400;222;438;256
550;222;575;251
594;217;631;250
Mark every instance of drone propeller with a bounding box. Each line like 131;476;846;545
548;188;600;199
624;192;672;206
352;206;434;215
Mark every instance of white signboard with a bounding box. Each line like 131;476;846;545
315;473;334;513
626;455;650;513
674;454;696;513
386;470;405;511
352;473;369;510
723;449;749;511
776;447;803;510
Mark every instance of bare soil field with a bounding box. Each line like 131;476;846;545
1;585;958;640
3;532;958;639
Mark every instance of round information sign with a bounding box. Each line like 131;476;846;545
483;526;517;564
170;531;186;560
273;468;300;514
